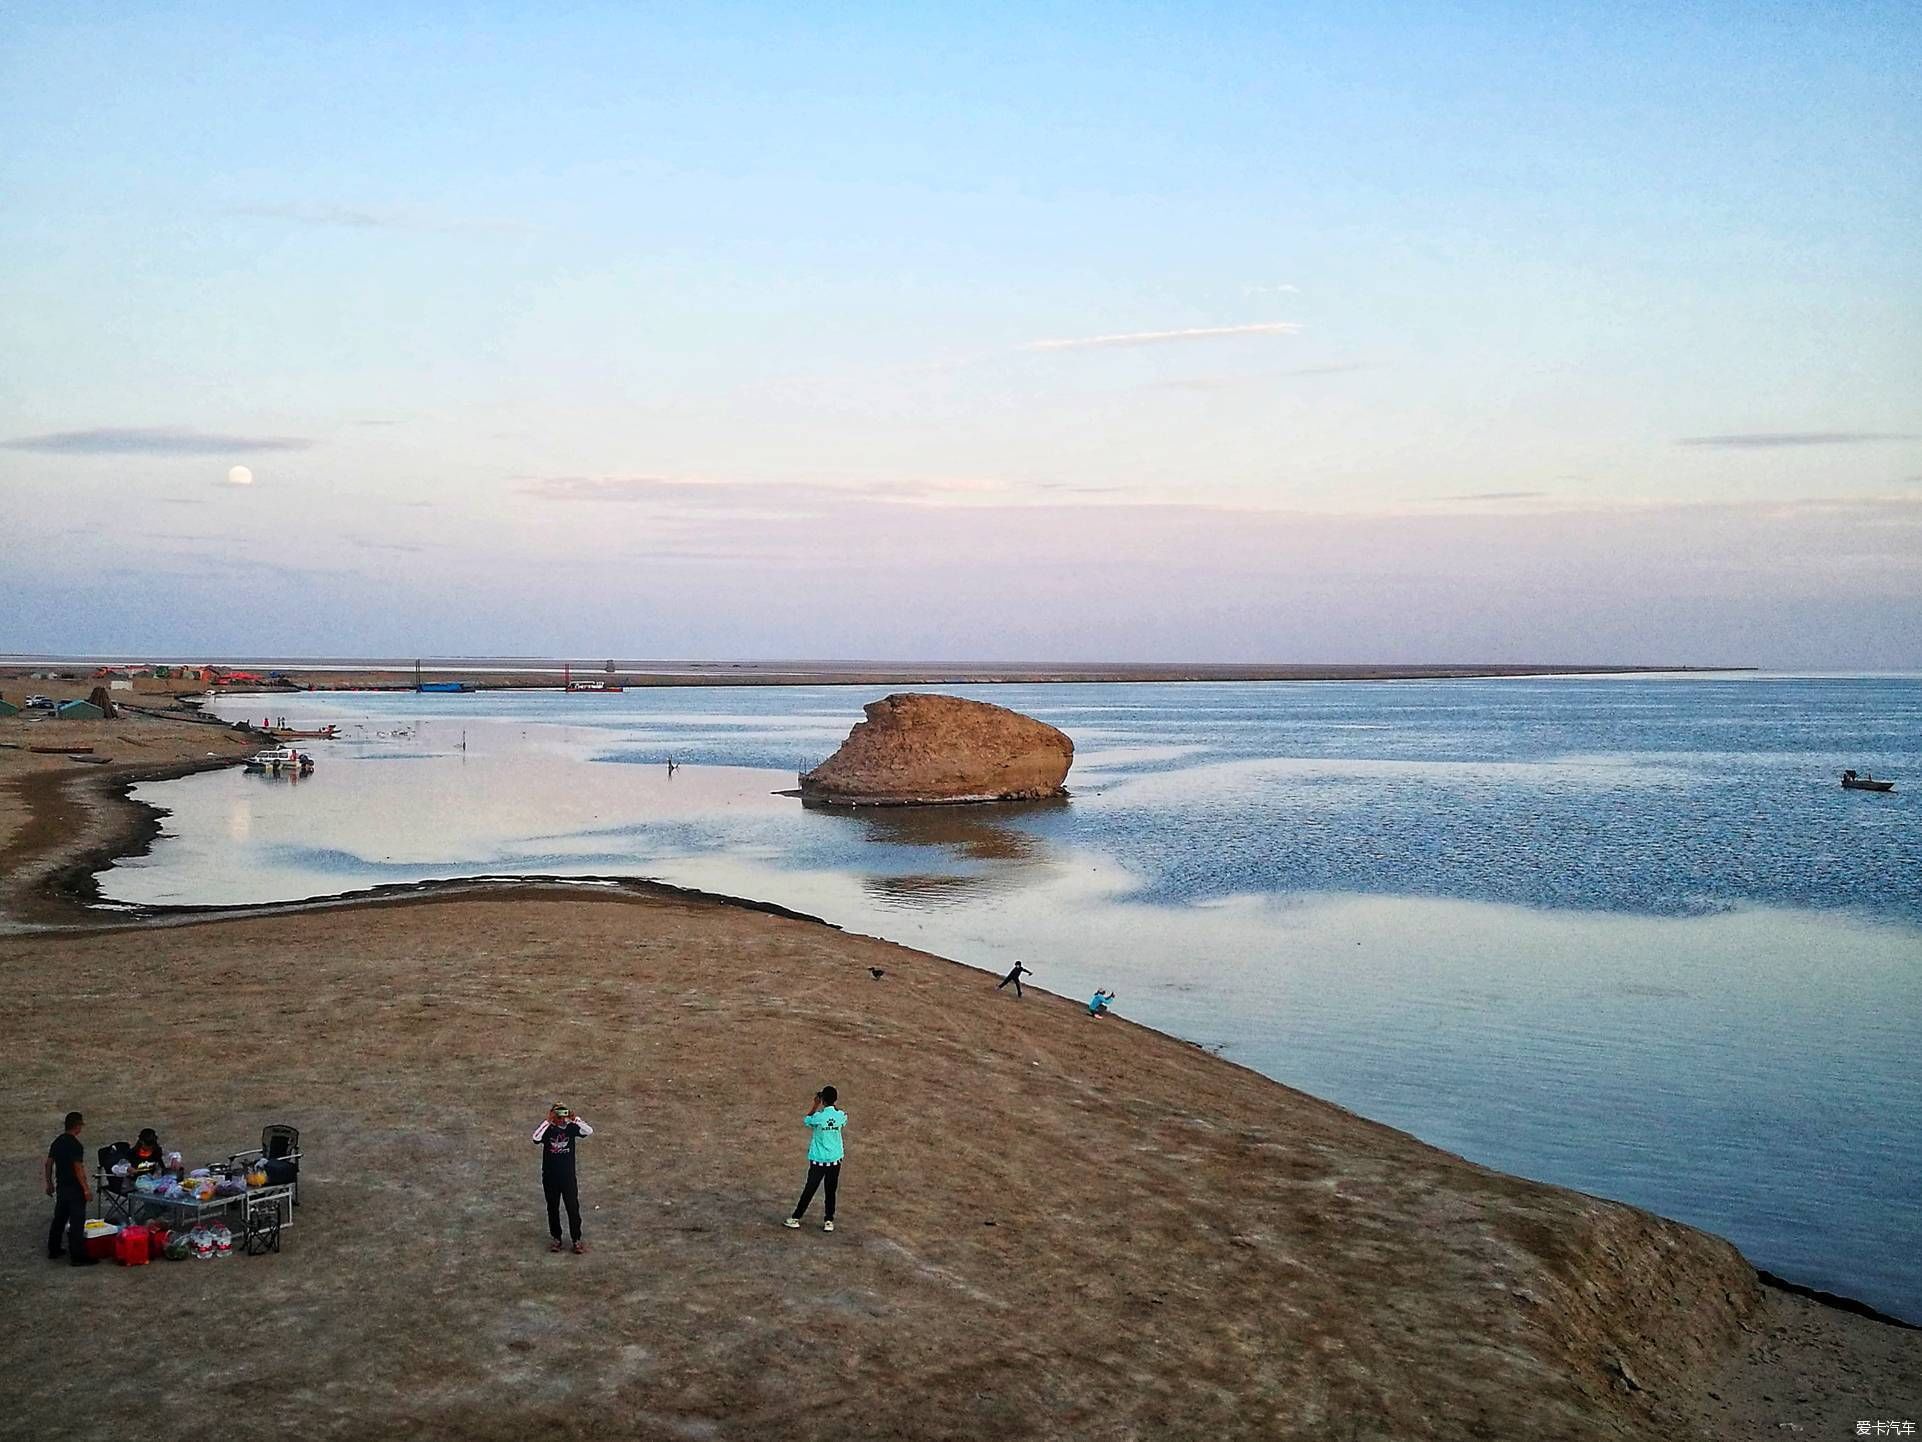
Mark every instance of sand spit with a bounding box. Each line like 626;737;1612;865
0;710;256;930
0;724;1914;1440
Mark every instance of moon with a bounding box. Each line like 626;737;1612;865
227;465;254;486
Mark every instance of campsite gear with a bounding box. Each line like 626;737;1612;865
212;1223;234;1258
147;1225;171;1255
84;1220;120;1261
164;1232;193;1261
115;1224;151;1266
243;1206;283;1256
256;1124;301;1205
98;1142;136;1194
190;1224;214;1260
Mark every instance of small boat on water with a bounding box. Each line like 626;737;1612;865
245;747;315;777
1841;770;1895;793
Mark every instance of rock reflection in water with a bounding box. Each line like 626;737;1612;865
805;797;1068;910
861;872;1006;910
811;796;1064;859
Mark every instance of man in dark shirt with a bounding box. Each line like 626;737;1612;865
531;1104;594;1254
44;1111;95;1266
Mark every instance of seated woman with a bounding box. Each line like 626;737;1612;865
129;1128;179;1176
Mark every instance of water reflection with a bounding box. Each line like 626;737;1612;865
801;797;1068;910
862;872;1008;910
807;795;1065;863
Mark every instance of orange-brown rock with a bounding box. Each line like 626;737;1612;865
800;692;1073;805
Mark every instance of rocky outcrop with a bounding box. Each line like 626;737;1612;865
800;693;1073;806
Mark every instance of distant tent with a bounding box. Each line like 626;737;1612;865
0;697;19;717
55;699;105;720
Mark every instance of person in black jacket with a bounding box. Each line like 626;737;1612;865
995;961;1032;998
45;1111;95;1266
129;1127;177;1175
532;1104;594;1254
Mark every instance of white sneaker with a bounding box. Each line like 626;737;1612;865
822;1221;835;1233
783;1218;800;1228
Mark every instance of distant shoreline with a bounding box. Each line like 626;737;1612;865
1;657;1755;694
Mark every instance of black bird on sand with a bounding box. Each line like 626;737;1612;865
869;967;886;980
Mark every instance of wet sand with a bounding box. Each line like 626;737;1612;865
0;716;1913;1440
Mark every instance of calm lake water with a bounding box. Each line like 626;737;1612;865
105;676;1922;1320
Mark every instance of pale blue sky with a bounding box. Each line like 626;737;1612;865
3;4;1918;662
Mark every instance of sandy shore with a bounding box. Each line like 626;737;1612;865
0;706;255;929
0;718;1913;1440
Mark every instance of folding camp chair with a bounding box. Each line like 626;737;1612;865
229;1124;302;1208
94;1142;138;1226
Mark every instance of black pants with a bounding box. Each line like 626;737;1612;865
543;1169;582;1241
791;1161;839;1221
997;974;1023;997
48;1188;87;1261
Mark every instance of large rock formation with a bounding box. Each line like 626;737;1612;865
800;693;1073;805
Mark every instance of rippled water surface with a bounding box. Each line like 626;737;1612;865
107;676;1922;1318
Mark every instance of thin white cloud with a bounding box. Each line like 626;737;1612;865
1021;321;1303;353
1241;283;1301;296
1677;431;1917;448
229;202;529;236
2;426;312;455
520;472;1065;515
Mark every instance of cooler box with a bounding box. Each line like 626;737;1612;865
83;1220;119;1260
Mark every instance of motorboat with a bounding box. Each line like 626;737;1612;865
246;746;314;776
1841;770;1894;793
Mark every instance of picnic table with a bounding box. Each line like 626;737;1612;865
94;1145;298;1252
97;1176;294;1231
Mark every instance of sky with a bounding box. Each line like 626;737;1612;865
2;3;1918;665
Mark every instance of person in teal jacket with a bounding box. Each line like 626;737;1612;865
783;1086;846;1232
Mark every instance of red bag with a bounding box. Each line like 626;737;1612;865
147;1225;171;1255
116;1224;150;1266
